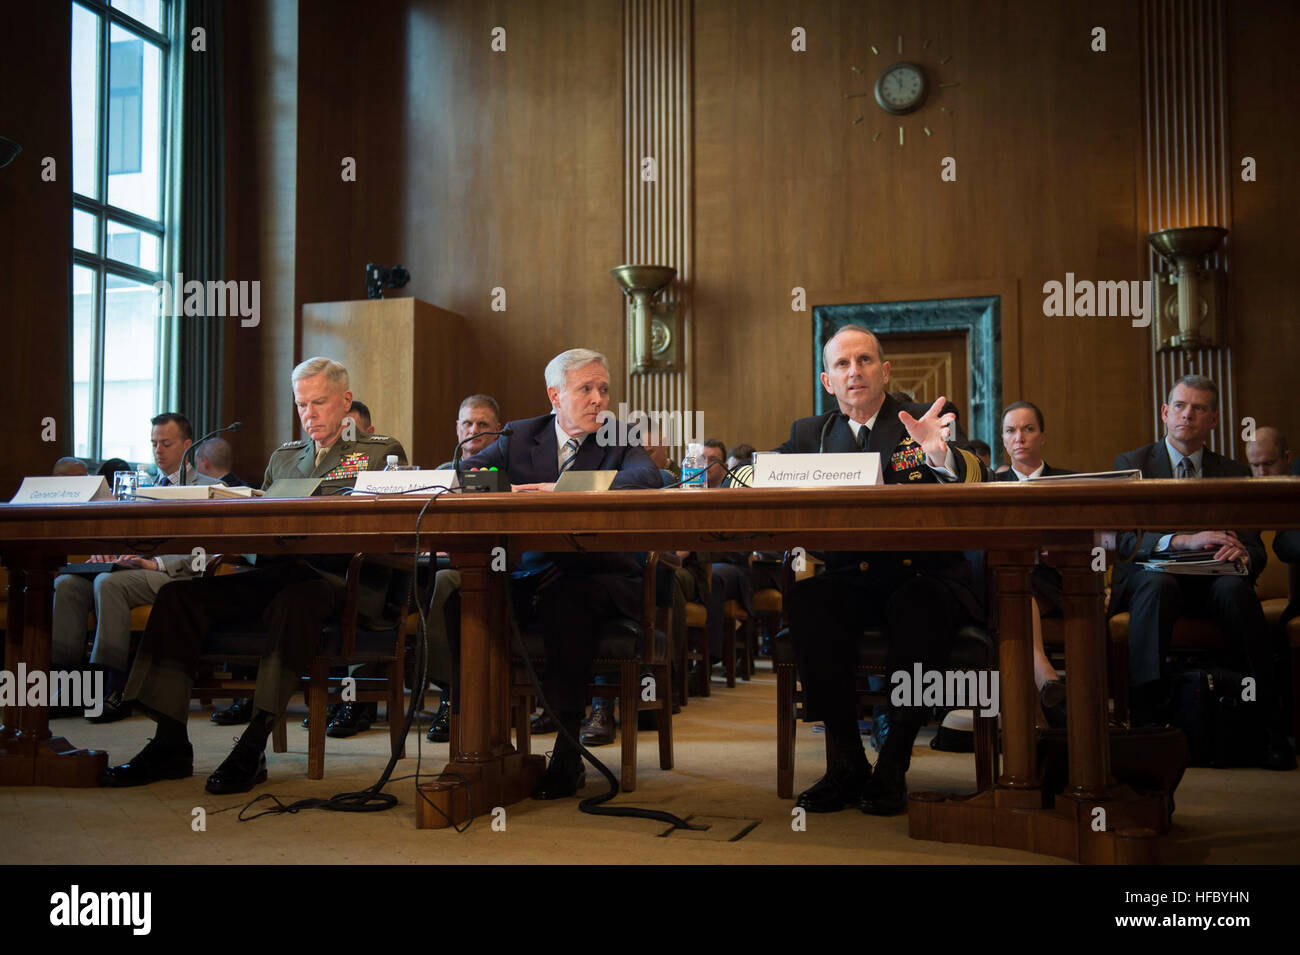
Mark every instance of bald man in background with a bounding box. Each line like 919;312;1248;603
1246;427;1293;477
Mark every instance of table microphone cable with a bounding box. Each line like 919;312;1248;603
239;487;465;821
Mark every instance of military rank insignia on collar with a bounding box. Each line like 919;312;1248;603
324;451;369;479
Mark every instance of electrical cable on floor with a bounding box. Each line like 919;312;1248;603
239;487;465;822
505;586;701;831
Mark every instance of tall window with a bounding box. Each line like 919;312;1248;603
71;0;172;464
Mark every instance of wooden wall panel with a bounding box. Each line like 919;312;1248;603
694;0;1149;472
0;1;72;498
223;0;299;477
401;0;625;438
1226;0;1300;454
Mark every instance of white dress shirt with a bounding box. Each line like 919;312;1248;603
1011;461;1046;481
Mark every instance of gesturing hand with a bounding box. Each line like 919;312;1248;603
898;396;956;466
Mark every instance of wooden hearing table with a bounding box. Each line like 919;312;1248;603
2;478;1296;862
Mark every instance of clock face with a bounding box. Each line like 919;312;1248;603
874;61;928;114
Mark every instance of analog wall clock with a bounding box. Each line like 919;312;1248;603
874;61;928;114
844;36;959;145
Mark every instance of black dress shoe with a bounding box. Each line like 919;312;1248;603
211;697;253;726
1263;730;1296;771
1040;680;1067;729
101;739;193;787
205;741;268;795
580;699;616;746
87;690;130;724
302;702;343;729
426;701;450;743
530;710;557;734
795;754;872;813
858;759;908;815
530;756;585;800
326;701;376;738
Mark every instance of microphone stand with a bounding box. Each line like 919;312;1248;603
180;421;243;486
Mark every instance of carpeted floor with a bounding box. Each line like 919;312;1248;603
4;665;1298;865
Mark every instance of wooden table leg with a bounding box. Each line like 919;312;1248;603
420;545;543;828
1;564;24;741
990;549;1041;805
0;553;107;787
1060;547;1112;798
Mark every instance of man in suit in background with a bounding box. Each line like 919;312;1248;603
1108;375;1292;769
51;412;218;724
778;324;987;815
104;357;408;793
194;436;248;488
437;394;503;469
1246;426;1293;477
460;348;662;798
996;400;1075;726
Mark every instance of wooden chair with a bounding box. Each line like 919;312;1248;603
772;551;1000;799
1106;530;1296;731
511;552;674;792
190;553;411;779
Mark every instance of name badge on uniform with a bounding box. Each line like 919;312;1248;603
323;451;369;480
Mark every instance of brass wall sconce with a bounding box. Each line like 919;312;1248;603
1146;226;1228;352
611;264;681;373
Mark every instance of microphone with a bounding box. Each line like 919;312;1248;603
452;427;514;487
180;421;242;485
818;412;848;454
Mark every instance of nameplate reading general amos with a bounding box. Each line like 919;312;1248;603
8;476;113;505
751;452;883;488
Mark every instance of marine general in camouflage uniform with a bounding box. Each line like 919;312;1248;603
107;357;407;794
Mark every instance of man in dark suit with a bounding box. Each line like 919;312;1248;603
1108;374;1292;769
777;324;988;815
460;347;662;798
996;400;1074;726
103;357;409;793
193;436;249;488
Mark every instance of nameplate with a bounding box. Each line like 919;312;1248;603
352;471;454;495
9;476;113;505
751;452;883;488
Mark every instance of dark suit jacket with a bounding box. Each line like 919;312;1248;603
461;412;662;579
994;462;1074;481
1110;441;1266;606
772;393;987;619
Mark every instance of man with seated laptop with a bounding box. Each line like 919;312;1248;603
459;347;662;798
103;357;408;794
51;412;219;723
775;324;988;816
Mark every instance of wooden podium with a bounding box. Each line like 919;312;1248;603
301;298;468;467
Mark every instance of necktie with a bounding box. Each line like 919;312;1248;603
157;475;169;487
1177;457;1193;479
855;425;870;451
559;437;581;475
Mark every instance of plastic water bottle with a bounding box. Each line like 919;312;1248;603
384;454;399;471
680;443;706;489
